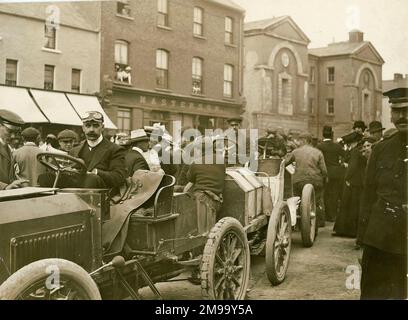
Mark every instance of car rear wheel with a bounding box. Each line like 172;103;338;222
0;259;101;300
265;201;292;285
200;217;250;300
300;184;318;247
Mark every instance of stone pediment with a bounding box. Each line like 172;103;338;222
264;17;310;44
354;43;384;64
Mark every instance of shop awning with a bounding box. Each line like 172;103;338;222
0;86;48;123
66;93;117;129
30;89;83;126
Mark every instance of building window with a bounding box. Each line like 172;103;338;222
326;98;334;115
5;59;17;86
309;98;314;114
192;57;203;94
115;40;131;84
310;67;315;83
44;65;55;90
157;0;169;27
225;17;233;44
224;64;233;98
44;23;56;49
156;49;169;89
117;108;131;134
71;69;81;93
193;7;203;36
278;73;293;115
117;0;131;17
327;67;335;83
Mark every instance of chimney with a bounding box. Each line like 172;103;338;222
394;73;403;81
349;29;364;43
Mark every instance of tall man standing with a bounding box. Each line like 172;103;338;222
317;126;345;222
38;111;127;190
359;87;408;299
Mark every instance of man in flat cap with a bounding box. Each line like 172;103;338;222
57;129;78;153
39;111;127;191
12;127;46;187
0;109;28;190
359;87;408;299
317;126;345;222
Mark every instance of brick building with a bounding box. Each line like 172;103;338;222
100;0;246;135
0;2;116;133
308;30;384;138
243;16;311;134
382;73;408;129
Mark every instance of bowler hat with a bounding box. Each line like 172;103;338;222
368;121;385;133
383;87;408;109
322;126;333;138
21;127;40;140
353;121;367;131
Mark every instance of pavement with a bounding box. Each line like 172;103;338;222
141;222;362;300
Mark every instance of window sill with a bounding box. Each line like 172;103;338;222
222;97;235;102
193;34;207;40
326;82;335;85
155;88;172;93
116;14;134;21
326;113;335;117
225;43;237;48
114;81;133;87
41;47;61;54
157;25;172;31
192;93;205;97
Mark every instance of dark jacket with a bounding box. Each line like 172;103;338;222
292;145;328;187
317;140;345;179
187;158;226;196
70;138;127;188
125;148;150;177
359;132;407;255
344;147;366;187
0;142;14;190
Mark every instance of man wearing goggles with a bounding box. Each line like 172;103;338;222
0;109;29;190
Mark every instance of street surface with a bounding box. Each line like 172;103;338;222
142;222;361;300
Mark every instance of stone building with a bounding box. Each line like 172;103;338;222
243;16;311;134
100;0;246;135
308;30;384;138
382;73;408;129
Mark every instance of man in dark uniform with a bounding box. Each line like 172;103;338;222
0;109;28;190
317;126;345;222
359;87;408;300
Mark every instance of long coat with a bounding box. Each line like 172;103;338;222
69;138;127;189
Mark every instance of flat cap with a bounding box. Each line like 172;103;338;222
21;127;40;139
57;129;78;141
383;87;408;108
0;109;24;127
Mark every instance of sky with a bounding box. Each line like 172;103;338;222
233;0;408;80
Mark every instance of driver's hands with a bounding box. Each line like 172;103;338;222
6;179;29;190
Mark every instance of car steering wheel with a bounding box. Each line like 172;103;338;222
37;152;87;187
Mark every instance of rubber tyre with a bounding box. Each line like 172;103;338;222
265;201;292;285
300;184;317;248
0;259;101;300
200;217;250;300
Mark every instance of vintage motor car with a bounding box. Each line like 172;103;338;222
0;150;292;300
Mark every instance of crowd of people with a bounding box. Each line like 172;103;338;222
0;86;406;300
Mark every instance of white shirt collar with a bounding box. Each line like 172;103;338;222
323;139;332;142
87;135;103;149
